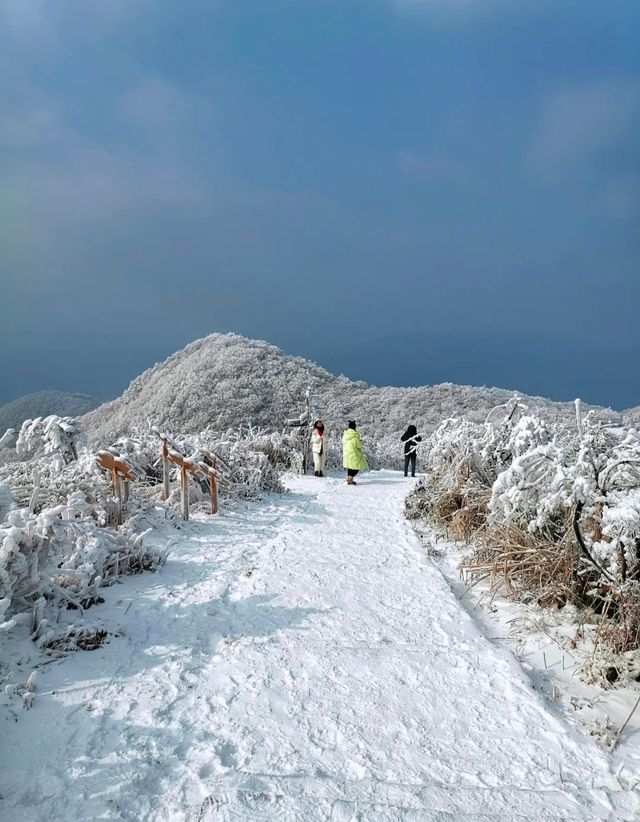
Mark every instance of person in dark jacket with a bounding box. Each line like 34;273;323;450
400;424;422;477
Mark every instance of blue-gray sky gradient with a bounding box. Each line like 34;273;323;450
1;0;639;408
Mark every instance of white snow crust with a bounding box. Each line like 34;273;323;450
1;472;638;820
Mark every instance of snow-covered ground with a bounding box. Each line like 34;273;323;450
413;522;640;761
1;471;639;820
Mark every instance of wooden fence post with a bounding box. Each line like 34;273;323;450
96;451;135;530
121;476;130;505
210;468;218;515
180;465;189;521
162;440;170;501
159;439;227;521
113;467;122;528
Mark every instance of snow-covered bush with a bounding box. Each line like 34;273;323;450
0;391;97;435
0;402;304;664
0;429;16;451
0;449;112;513
0;496;167;632
100;425;302;503
411;400;640;684
0;485;12;524
17;415;85;466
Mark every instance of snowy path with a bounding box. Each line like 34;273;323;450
1;471;638;821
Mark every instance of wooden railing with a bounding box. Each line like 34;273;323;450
152;428;227;522
96;451;135;528
96;431;228;526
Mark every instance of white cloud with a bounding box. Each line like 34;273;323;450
0;0;148;50
528;79;640;173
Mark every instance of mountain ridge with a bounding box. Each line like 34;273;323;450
0;391;99;435
81;333;620;447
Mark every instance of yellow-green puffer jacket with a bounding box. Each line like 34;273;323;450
342;428;368;471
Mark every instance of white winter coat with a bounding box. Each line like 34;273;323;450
311;430;326;471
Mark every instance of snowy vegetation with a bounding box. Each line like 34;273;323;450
2;334;635;686
0;411;301;659
82;333;619;457
625;405;640;427
407;398;640;686
0;391;98;435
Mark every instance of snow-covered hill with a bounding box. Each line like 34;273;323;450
624;405;640;426
83;333;617;448
0;391;98;434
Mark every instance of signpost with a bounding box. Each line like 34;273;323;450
286;386;323;474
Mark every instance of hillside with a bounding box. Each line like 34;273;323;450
82;333;617;447
624;406;640;426
0;391;99;434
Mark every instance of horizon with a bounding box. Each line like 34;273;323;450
0;330;637;413
1;1;639;410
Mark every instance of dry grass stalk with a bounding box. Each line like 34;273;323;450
460;526;578;609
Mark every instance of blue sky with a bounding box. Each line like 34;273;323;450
1;0;639;408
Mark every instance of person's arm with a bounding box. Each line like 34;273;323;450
400;431;409;442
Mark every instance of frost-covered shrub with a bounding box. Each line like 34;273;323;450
0;449;112;512
0;413;303;662
414;409;524;538
0;391;98;435
16;415;85;466
209;427;298;496
0;429;16;451
0;485;12;524
0;495;168;629
412;400;640;683
97;426;301;502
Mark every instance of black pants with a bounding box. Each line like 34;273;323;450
347;469;359;478
404;453;416;477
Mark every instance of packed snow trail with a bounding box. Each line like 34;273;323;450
1;471;637;820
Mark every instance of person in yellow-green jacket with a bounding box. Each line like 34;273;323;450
342;420;368;485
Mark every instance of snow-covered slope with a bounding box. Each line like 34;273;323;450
0;391;98;434
83;333;616;447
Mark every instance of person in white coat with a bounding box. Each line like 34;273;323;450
311;420;326;477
